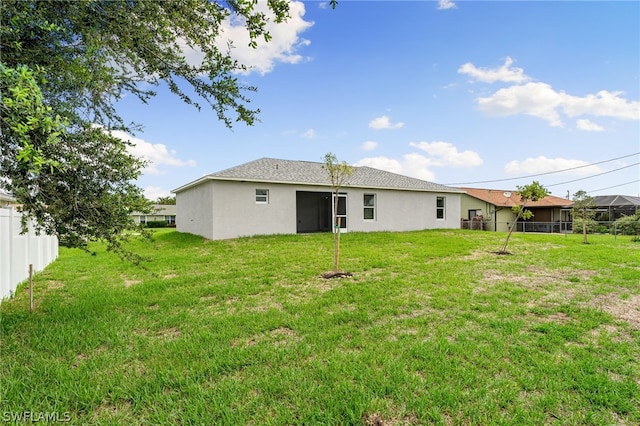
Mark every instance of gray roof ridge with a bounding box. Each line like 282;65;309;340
175;157;463;193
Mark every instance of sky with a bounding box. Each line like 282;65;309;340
114;0;640;201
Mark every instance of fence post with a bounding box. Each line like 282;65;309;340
29;264;33;312
9;208;14;297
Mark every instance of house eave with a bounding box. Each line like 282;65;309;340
173;176;464;194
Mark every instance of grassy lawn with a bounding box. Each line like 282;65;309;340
1;229;639;425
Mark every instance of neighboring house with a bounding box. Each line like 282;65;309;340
459;187;574;233
592;195;640;221
172;157;463;240
0;190;17;208
131;204;177;226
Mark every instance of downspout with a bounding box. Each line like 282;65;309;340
493;204;497;232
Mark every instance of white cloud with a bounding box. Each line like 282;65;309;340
214;1;314;75
504;156;603;176
369;115;405;130
458;57;530;84
437;0;457;10
477;82;564;126
463;57;640;127
301;128;317;139
561;90;640;120
477;82;639;126
408;141;483;167
361;141;378;151
355;141;482;182
143;186;173;201
355;155;436;181
112;130;196;175
576;119;604;132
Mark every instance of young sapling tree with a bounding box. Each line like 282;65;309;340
571;190;596;244
498;181;550;254
322;153;353;276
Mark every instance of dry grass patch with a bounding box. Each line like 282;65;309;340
481;267;599;306
155;327;181;340
232;326;298;348
122;275;142;288
526;311;573;325
90;400;134;424
482;266;596;289
362;411;420;426
587;324;635;344
588;293;640;330
44;280;64;290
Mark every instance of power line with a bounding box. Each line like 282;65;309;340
546;162;639;187
588;180;640;194
445;152;640;185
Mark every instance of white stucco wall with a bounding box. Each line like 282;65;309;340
210;181;298;240
346;188;461;232
177;180;462;240
176;182;215;239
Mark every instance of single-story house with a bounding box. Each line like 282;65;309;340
0;190;17;208
131;204;177;226
459;187;574;233
172;157;463;240
592;195;640;221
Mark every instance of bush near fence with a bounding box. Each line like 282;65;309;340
0;208;59;301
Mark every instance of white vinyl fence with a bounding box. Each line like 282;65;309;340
0;208;58;301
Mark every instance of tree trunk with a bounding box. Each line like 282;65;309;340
499;212;522;254
582;207;588;244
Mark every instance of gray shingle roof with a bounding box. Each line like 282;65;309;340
593;195;640;207
174;158;462;193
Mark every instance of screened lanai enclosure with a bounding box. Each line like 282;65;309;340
593;195;640;221
295;191;347;234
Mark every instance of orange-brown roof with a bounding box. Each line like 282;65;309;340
459;187;574;208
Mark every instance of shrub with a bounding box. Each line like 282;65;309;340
572;218;598;234
614;214;640;240
145;220;167;228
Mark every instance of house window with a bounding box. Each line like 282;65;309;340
256;189;269;204
436;197;446;220
468;209;482;219
165;215;176;225
139;215;146;224
364;194;375;220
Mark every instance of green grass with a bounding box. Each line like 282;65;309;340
1;229;639;425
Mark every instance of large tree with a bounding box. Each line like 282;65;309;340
0;0;302;255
